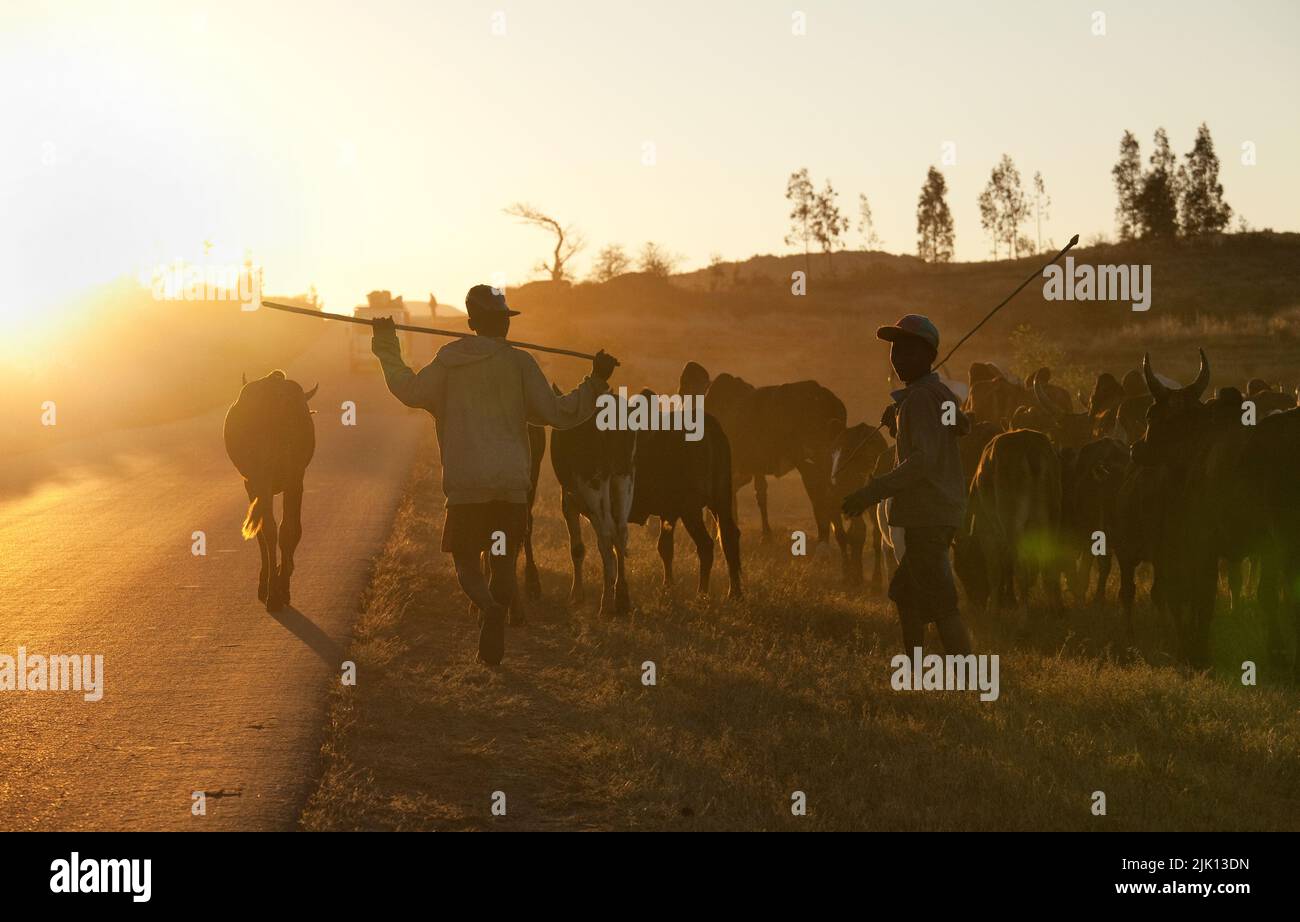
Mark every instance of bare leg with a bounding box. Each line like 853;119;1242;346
453;551;498;613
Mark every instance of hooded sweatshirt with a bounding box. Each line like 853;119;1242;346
372;330;607;505
871;371;971;529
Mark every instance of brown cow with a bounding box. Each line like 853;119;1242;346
705;373;846;544
224;371;318;612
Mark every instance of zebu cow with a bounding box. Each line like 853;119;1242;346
633;397;742;600
829;423;890;589
705;374;846;544
964;362;1027;427
1134;351;1300;672
955;429;1063;614
550;390;636;618
1059;435;1129;607
224;371;318;612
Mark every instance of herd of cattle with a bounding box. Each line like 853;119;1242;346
225;348;1300;678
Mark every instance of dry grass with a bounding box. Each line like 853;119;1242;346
301;435;1300;832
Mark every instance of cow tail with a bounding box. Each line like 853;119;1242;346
241;495;264;540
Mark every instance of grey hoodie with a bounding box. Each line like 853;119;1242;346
871;371;970;529
373;331;606;505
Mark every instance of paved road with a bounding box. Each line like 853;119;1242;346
0;327;428;830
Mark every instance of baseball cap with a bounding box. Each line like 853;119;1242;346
876;314;939;352
465;284;520;316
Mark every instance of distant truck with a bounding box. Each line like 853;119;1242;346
350;290;465;372
350;291;410;372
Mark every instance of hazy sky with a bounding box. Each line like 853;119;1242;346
2;0;1296;319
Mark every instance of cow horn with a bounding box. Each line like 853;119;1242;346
1033;376;1061;418
1185;349;1210;401
1142;353;1169;400
304;383;319;401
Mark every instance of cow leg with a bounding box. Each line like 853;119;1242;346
277;481;303;608
796;460;832;544
709;499;743;600
611;473;634;615
681;506;715;595
1092;553;1113;609
1119;557;1137;636
868;509;884;594
830;515;850;582
1224;557;1243;614
245;482;271;604
561;490;586;605
754;475;772;542
260;493;282;613
848;515;866;587
657;519;676;587
1257;556;1285;664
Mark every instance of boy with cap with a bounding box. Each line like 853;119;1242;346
841;314;973;656
371;284;618;665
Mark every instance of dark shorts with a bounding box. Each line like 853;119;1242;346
441;502;528;556
888;526;960;626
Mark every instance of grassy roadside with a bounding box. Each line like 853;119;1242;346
301;436;1300;831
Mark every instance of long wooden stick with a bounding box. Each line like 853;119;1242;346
259;299;597;360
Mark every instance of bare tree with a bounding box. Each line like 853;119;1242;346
811;179;849;270
503;202;586;281
638;242;679;278
590;244;632;283
858;193;882;249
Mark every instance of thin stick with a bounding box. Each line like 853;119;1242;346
259;299;598;361
935;233;1079;372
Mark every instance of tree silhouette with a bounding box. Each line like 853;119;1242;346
811;179;849;270
503;202;585;281
976;154;1029;259
1135;128;1180;238
784;168;817;274
1112;130;1142;241
1178;123;1232;235
590;244;632;283
916;167;955;263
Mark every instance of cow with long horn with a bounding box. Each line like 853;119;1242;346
1132;350;1300;674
